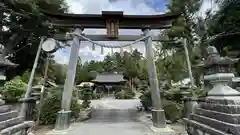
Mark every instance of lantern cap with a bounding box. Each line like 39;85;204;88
197;46;239;68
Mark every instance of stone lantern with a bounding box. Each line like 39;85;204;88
0;44;17;86
203;46;239;98
184;46;240;135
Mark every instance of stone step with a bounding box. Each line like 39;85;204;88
0;116;24;130
0;111;18;122
195;107;240;124
0;105;12;113
200;102;240;114
0;121;34;135
184;118;230;135
191;113;240;134
0;100;5;106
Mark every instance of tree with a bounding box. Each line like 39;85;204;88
205;0;240;75
103;55;116;72
1;0;68;79
207;0;240;55
154;0;204;87
75;58;104;84
47;58;67;85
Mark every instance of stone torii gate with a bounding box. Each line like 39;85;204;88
43;11;179;131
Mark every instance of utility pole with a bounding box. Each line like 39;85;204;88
20;37;44;119
35;53;50;128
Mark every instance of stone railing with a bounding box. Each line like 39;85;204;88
0;99;34;135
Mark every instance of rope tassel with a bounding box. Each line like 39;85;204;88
101;46;104;55
92;43;95;51
120;47;124;57
111;48;114;55
130;45;133;53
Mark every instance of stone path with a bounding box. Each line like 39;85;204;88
37;98;185;135
59;98;158;135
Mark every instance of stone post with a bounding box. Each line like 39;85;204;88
142;27;167;128
55;27;83;130
19;97;37;121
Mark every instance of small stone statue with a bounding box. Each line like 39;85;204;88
205;46;221;65
207;46;218;54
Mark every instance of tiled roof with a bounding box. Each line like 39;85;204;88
92;73;126;83
0;54;17;67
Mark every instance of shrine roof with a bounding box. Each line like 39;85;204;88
92;73;127;83
0;54;17;67
42;10;180;29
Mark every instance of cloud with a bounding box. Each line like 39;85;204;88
54;0;166;64
198;0;218;18
54;48;70;64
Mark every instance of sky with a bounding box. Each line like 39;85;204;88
54;0;216;64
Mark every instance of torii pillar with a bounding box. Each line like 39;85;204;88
143;26;166;128
55;27;83;130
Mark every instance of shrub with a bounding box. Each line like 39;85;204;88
123;88;135;99
2;76;27;102
114;88;135;99
138;80;149;92
114;90;125;99
140;91;183;123
163;100;183;123
40;87;81;125
139;91;152;110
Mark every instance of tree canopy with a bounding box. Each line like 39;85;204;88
1;0;68;79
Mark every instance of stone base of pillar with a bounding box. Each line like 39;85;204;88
150;126;176;135
151;109;167;128
55;110;71;131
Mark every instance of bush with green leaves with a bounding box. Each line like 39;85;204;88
163;100;183;123
114;88;135;99
138;80;149;92
139;91;152;111
40;87;81;125
123;88;135;99
140;91;183;123
164;87;184;103
114;90;125;99
2;76;27;102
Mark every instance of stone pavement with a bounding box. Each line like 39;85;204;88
64;108;158;135
49;98;161;135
